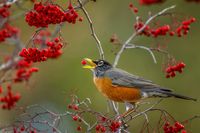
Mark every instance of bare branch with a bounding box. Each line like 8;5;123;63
126;44;157;64
113;5;176;67
77;0;104;59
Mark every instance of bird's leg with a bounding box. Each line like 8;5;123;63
122;103;137;118
116;102;137;120
125;102;134;111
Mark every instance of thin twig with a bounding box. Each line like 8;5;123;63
77;0;104;59
126;44;157;64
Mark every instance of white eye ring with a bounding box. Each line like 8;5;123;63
98;61;104;66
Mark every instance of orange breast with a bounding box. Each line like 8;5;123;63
93;77;142;103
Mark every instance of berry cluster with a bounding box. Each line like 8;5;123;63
0;4;19;44
163;121;186;133
109;121;121;132
45;38;63;58
0;23;19;42
135;22;171;37
139;0;164;5
0;85;21;110
0;5;10;18
16;59;32;68
19;37;63;62
0;56;39;109
15;65;39;83
165;62;186;78
134;17;196;38
95;120;121;132
95;124;106;132
176;17;196;37
134;21;151;36
151;25;170;37
68;104;83;131
19;48;48;62
25;2;80;28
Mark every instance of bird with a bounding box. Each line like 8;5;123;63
82;58;196;116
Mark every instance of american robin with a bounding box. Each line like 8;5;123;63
82;58;196;111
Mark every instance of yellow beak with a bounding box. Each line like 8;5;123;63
82;58;97;69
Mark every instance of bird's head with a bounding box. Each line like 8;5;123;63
82;58;112;76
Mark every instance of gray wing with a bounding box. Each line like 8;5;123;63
104;68;171;91
104;68;197;101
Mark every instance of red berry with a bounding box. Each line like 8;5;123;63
54;38;59;43
100;126;106;132
179;62;186;68
182;21;190;26
95;125;101;131
115;121;121;128
78;17;83;22
72;115;78;121
73;105;79;110
81;60;87;65
134;7;138;13
163;125;168;131
175;121;184;130
169;31;175;36
77;126;82;131
170;72;176;77
0;86;2;94
166;67;172;73
129;3;133;8
25;2;79;27
20;126;25;131
101;116;107;122
190;17;196;23
178;69;183;73
166;74;170;78
68;104;72;109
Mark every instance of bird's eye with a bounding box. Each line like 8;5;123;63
98;61;104;66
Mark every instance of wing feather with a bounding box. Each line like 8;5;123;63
104;68;170;91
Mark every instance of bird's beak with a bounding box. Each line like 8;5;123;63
82;58;97;69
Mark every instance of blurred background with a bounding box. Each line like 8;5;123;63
0;0;200;132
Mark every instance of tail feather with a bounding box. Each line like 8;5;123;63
159;90;197;101
144;88;197;101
